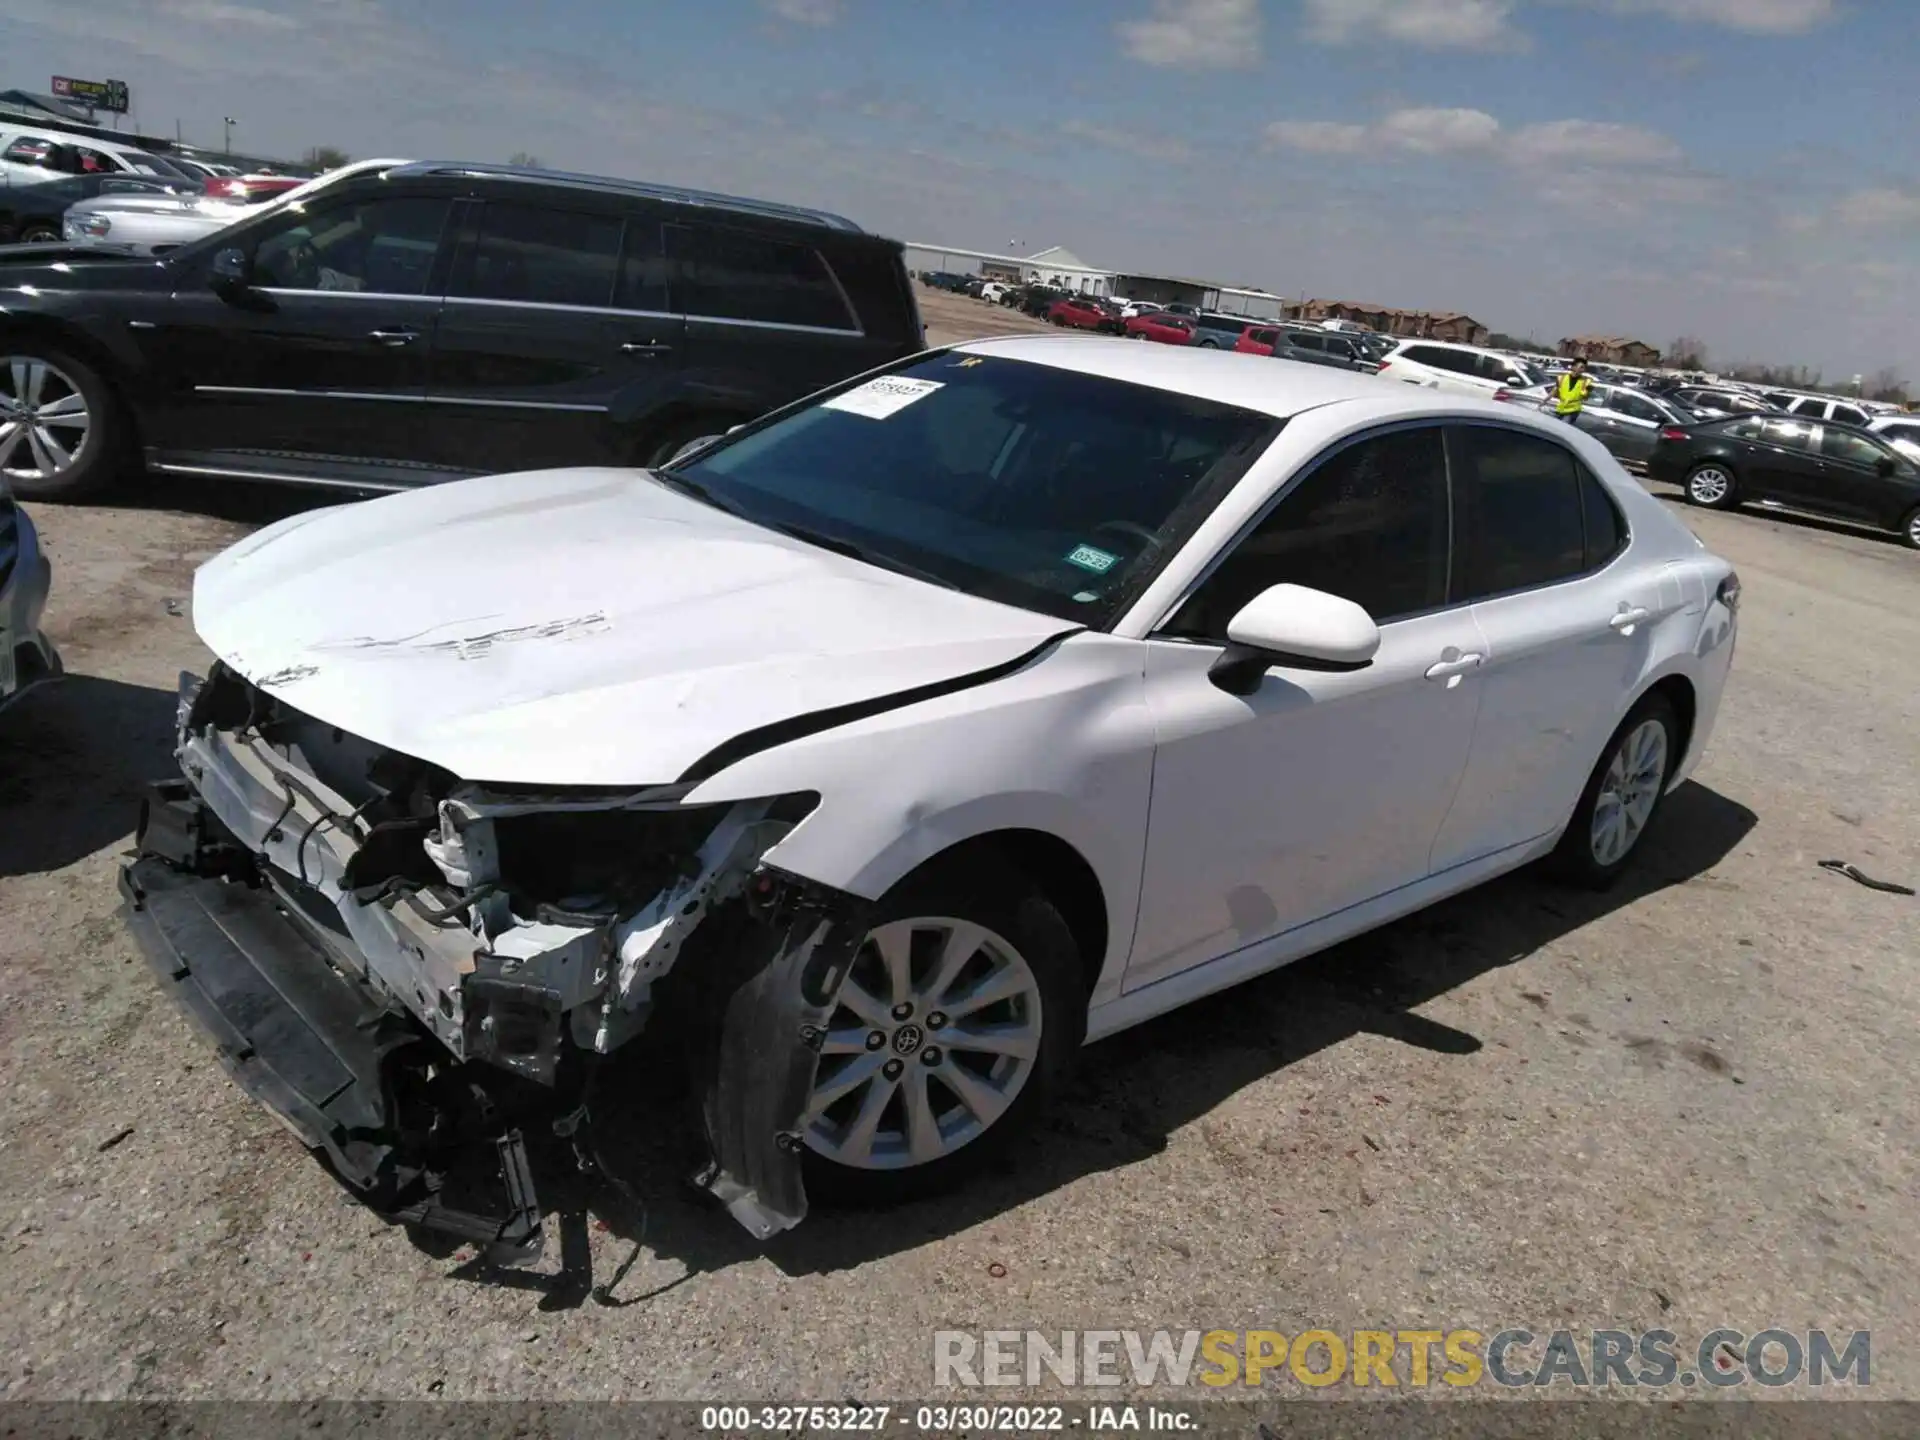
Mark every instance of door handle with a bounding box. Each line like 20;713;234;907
1608;606;1651;631
1424;652;1485;681
620;341;673;357
368;329;418;347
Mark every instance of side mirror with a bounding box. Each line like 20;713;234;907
1876;455;1896;476
208;246;250;295
1208;583;1381;696
668;434;721;464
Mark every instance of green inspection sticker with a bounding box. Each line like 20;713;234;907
1065;544;1119;574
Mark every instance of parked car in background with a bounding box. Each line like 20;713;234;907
203;174;307;205
1020;285;1071;317
0;172;188;245
1648;413;1920;547
979;281;1011;303
1124;312;1194;345
1190;314;1254;349
1119;299;1162;319
63;190;249;254
920;270;972;292
1500;382;1699;470
1280;330;1378;371
1234;326;1281;356
0;482;61;709
1047;296;1117;332
0;128;191;184
1867;413;1920;462
0;159;924;499
1769;393;1872;427
123;335;1737;1248
1671;387;1773;420
1379;341;1546;398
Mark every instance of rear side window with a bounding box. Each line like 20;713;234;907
451;203;622;308
1757;418;1818;452
1831;404;1868;427
1452;427;1587;599
670;223;855;330
1580;469;1626;568
1165;426;1451;633
1789;397;1826;417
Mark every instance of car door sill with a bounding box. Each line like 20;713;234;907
149;449;482;493
1087;830;1556;1043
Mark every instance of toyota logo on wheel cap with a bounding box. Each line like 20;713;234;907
892;1024;925;1056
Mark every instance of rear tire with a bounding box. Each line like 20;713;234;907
1684;463;1737;509
1900;505;1920;551
0;343;124;502
20;224;59;244
1547;692;1680;890
801;856;1084;1208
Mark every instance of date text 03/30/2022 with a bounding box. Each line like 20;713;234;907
699;1405;1196;1432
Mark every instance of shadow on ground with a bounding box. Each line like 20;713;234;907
0;673;179;877
115;469;363;528
428;780;1757;1305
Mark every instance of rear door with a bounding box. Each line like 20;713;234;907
668;219;897;418
1430;424;1673;871
424;197;684;472
1596;388;1666;464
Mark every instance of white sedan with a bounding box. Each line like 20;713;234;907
124;337;1738;1251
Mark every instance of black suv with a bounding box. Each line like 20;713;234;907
0;161;925;500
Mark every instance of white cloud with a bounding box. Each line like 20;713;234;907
1303;0;1523;49
1118;0;1262;67
1506;118;1684;165
1376;106;1504;153
762;0;842;24
1837;189;1920;228
1262;120;1370;154
1061;118;1192;162
1582;0;1837;33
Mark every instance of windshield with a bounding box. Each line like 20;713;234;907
668;353;1277;625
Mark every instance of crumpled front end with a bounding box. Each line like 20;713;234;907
120;663;863;1249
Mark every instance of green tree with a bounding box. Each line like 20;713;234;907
508;151;544;168
303;145;351;170
1667;335;1709;370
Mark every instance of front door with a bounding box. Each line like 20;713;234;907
1745;416;1828;509
146;193;454;479
1128;425;1484;990
1813;424;1900;524
1430;424;1679;870
424;199;686;473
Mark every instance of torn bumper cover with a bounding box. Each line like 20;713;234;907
118;665;861;1244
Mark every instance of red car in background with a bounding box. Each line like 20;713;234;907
203;174;305;204
1234;326;1284;356
1125;312;1195;345
1047;296;1116;332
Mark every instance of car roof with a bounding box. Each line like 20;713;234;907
953;334;1501;420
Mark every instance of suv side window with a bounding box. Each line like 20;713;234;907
1831;404;1868;427
450;203;623;308
669;223;855;330
1790;397;1826;417
1451;426;1587;598
253;196;451;295
1164;426;1451;636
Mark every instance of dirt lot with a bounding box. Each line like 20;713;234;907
2;286;1915;1401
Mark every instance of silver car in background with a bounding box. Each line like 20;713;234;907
1498;382;1702;470
62;159;406;255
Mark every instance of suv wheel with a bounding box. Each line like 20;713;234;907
638;415;733;469
801;856;1084;1207
0;346;122;501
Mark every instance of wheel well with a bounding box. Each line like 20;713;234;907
0;317;142;451
1645;674;1697;775
893;830;1109;995
628;404;751;462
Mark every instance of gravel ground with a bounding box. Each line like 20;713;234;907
1;287;1914;1401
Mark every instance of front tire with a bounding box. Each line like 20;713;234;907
20;224;60;244
1899;504;1920;551
0;344;123;501
801;856;1084;1208
1548;692;1680;889
637;414;733;468
1685;463;1737;509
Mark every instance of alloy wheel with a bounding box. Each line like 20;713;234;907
804;916;1043;1171
1589;718;1669;867
1907;509;1920;549
1688;466;1731;505
0;357;91;486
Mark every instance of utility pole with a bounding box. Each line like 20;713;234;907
223;116;237;154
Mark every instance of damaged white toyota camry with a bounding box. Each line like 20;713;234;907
122;336;1738;1259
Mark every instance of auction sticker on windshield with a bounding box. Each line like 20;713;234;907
822;376;944;420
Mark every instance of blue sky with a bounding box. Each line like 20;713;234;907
7;0;1917;376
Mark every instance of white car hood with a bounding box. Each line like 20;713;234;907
193;467;1073;786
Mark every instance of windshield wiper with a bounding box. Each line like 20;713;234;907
766;521;960;591
644;467;749;519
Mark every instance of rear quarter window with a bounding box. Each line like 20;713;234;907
670;222;857;331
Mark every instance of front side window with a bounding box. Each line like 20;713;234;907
670;223;855;330
253;196;450;295
670;353;1276;625
1790;397;1826;418
1452;426;1587;598
450;203;622;308
1611;392;1662;423
1163;426;1451;637
1831;404;1868;427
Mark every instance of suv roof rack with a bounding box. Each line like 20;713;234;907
390;162;864;233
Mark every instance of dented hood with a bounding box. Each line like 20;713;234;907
192;467;1073;785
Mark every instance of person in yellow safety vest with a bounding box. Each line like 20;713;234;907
1555;358;1593;423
